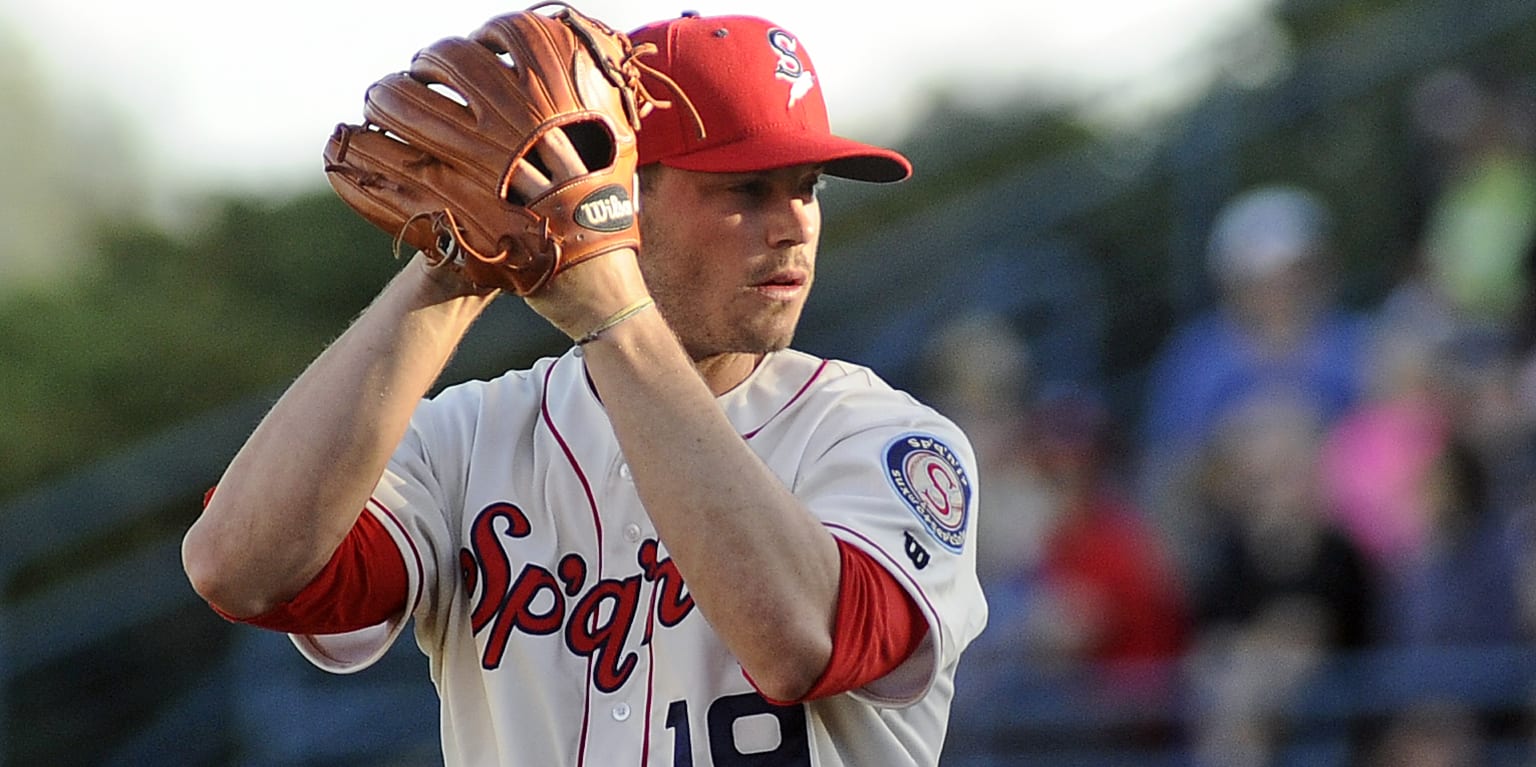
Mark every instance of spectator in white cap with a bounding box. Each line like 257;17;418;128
1136;183;1372;581
1207;185;1337;349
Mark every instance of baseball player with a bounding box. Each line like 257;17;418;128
182;7;988;766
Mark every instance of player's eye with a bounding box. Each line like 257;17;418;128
800;175;826;200
729;179;772;200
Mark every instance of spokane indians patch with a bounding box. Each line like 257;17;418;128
884;433;971;553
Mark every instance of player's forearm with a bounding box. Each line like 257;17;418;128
183;259;493;617
580;313;842;702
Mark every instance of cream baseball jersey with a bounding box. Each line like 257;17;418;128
290;347;988;766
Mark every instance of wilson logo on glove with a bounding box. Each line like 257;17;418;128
574;185;635;232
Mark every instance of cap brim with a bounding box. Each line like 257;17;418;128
657;130;912;183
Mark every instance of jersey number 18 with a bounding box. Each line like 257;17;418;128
665;693;811;766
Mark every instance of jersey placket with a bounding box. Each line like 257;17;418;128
576;449;658;766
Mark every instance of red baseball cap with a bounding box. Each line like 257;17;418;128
628;13;912;183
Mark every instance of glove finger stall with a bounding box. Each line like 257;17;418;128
362;68;507;188
324;124;442;254
325;124;512;260
471;12;582;120
411;36;553;139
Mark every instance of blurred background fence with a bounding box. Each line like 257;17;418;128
8;0;1536;764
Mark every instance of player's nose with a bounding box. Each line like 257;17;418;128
764;195;818;250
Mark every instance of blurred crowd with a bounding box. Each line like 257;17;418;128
935;67;1536;766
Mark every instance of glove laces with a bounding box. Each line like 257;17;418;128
544;3;707;140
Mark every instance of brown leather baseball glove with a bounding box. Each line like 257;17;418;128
323;3;695;295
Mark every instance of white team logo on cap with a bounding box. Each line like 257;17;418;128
884;433;971;553
767;28;815;107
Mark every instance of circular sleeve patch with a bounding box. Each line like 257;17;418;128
883;433;971;553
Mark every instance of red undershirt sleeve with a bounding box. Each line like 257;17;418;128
752;537;930;705
205;499;409;635
197;499;925;687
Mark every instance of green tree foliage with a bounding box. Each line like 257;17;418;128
0;192;397;499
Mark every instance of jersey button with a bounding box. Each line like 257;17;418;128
619;462;633;481
623;523;642;542
612;702;631;721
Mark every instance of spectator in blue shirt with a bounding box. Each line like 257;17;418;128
1138;184;1372;579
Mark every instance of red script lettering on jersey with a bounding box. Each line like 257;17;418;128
460;502;696;692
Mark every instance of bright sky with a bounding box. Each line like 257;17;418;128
1;0;1271;193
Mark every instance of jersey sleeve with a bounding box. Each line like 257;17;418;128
290;373;536;673
791;384;989;707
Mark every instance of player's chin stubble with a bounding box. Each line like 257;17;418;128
660;294;804;362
